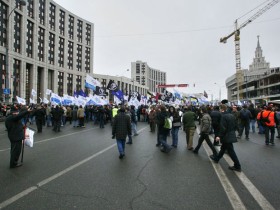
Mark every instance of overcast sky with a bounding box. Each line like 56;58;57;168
54;0;280;100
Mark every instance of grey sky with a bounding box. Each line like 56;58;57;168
54;0;280;100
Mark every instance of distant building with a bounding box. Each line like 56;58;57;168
0;0;93;103
131;61;166;93
93;73;148;96
226;36;280;104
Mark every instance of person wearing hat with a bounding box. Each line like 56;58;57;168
5;105;32;168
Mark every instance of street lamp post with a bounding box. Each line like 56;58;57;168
214;83;221;101
5;0;26;102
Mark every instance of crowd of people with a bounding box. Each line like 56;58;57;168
2;101;280;170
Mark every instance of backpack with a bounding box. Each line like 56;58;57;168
164;117;172;129
240;110;249;120
260;111;271;125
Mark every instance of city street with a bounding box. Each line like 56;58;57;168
0;121;279;210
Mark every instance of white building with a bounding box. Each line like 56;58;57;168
0;0;93;103
131;61;166;93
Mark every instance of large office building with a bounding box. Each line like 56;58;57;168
225;36;280;104
0;0;93;103
131;61;166;93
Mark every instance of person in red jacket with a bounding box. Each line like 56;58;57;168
257;105;278;145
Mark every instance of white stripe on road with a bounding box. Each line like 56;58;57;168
207;134;275;210
0;126;148;209
196;127;246;210
0;127;97;152
0;143;116;209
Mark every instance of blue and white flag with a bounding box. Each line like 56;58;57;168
112;90;124;102
50;93;62;105
16;96;26;105
114;96;122;105
62;94;74;105
43;97;49;104
85;74;101;91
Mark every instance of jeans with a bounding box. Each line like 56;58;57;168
47;115;52;127
250;119;256;133
131;122;138;135
264;126;275;144
116;139;126;155
257;121;265;134
159;134;172;152
73;120;78;127
171;127;179;146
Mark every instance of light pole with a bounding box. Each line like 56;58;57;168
214;82;221;102
5;0;26;102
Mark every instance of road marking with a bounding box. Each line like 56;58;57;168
196;128;246;210
0;126;148;208
0;143;116;209
0;127;97;152
207;134;275;210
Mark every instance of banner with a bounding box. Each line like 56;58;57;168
29;98;35;104
16;96;26;105
85;74;101;91
95;86;107;96
114;95;122;105
43;97;49;104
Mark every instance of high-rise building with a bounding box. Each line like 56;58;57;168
0;0;94;103
131;61;166;93
226;36;280;103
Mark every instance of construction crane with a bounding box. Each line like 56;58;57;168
220;0;280;102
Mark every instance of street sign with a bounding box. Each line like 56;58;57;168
3;88;10;95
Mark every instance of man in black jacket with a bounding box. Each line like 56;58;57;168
112;106;132;159
5;105;32;168
210;104;241;172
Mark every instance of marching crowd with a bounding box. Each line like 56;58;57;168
1;102;280;170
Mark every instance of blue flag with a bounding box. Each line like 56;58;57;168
112;90;124;102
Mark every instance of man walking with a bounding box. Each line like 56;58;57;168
112;106;132;159
193;107;218;156
182;106;196;150
210;104;241;172
237;105;252;140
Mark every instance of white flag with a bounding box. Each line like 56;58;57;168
16;96;26;105
43;97;49;104
29;98;35;104
85;74;101;91
46;89;52;95
31;89;37;97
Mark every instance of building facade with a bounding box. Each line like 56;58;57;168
0;0;94;103
226;36;280;104
131;61;166;93
93;73;148;96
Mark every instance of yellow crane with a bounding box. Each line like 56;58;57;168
220;0;280;102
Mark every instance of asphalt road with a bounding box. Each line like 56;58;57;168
0;121;279;210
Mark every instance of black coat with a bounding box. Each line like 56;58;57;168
218;112;238;144
112;112;131;139
156;110;169;135
51;108;64;121
5;111;29;142
210;110;221;127
33;108;45;122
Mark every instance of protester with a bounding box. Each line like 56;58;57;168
182;106;196;150
210;106;222;146
51;105;64;132
148;106;157;132
77;105;85;128
5;105;32;168
237;105;252;140
193;107;218;156
32;105;46;133
169;106;181;148
156;105;173;153
257;105;277;145
112;106;132;159
210;104;241;172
